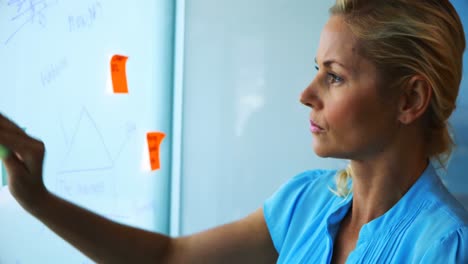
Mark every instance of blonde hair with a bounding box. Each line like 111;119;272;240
329;0;466;197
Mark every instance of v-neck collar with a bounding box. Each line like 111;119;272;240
325;164;438;261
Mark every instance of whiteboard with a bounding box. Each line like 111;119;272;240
0;1;174;263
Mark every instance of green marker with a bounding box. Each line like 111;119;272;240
0;144;8;186
0;144;9;160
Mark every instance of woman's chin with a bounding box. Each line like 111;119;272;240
313;147;353;160
312;145;331;158
312;144;345;159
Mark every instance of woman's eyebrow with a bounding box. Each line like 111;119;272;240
314;57;347;69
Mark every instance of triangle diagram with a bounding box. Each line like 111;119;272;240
59;108;114;174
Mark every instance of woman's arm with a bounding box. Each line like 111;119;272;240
31;193;277;263
0;114;277;263
30;191;172;263
170;208;277;264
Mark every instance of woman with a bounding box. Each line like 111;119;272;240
0;0;467;263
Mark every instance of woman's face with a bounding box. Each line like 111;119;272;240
300;15;400;160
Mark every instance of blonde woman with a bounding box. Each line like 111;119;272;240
0;0;466;263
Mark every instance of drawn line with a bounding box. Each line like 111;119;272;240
112;125;135;162
58;166;115;174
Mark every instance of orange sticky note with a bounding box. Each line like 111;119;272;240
147;132;165;171
110;55;129;93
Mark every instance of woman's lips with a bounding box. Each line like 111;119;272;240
310;120;325;133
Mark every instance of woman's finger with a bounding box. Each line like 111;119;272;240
0;130;33;156
0;130;44;173
2;148;29;180
0;113;27;135
3;146;47;211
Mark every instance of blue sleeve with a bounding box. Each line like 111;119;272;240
420;227;468;263
263;170;324;252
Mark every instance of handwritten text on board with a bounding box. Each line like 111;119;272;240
110;55;129;93
146;132;165;171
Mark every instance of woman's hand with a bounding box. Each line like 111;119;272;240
0;113;49;213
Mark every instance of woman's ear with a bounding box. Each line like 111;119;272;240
398;75;432;125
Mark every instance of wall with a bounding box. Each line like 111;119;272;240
179;0;468;235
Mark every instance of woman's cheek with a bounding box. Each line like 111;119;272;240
326;98;358;128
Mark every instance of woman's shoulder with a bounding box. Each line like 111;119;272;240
263;169;346;253
411;198;468;262
378;168;468;262
264;168;345;221
269;169;341;201
285;168;339;188
406;171;468;250
424;173;468;228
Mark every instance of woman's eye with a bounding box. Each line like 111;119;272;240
314;66;344;85
327;73;343;84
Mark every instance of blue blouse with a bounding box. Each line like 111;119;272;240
264;165;468;263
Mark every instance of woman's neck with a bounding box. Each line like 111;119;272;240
347;154;429;228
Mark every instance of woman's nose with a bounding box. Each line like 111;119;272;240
300;79;323;110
